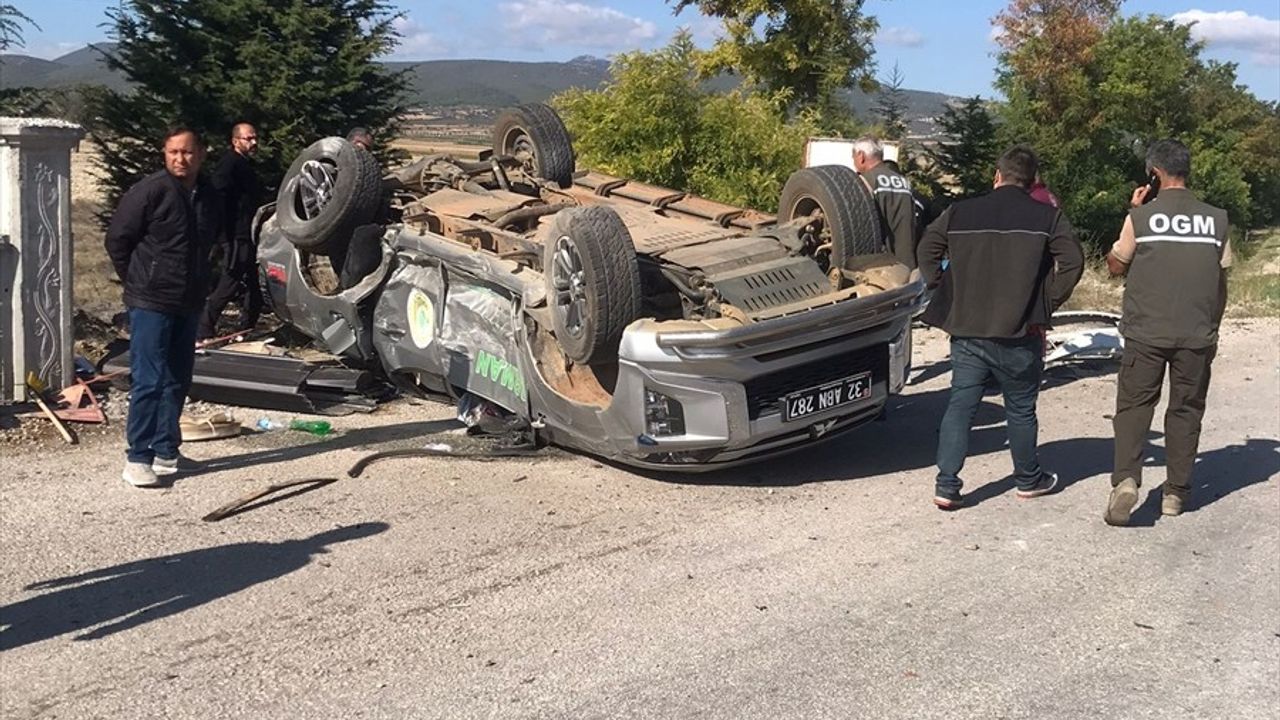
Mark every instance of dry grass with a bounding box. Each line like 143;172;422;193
1225;229;1280;318
1062;231;1280;318
389;138;484;159
1061;261;1124;313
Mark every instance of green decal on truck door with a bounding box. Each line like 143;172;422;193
472;350;527;402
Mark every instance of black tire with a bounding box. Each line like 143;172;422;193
543;206;641;365
276;137;383;256
778;165;883;271
493;103;575;188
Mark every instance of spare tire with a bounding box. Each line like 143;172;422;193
543;206;641;365
493;103;575;188
276;137;383;256
778;165;883;272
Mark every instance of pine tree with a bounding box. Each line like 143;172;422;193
874;62;909;140
0;3;35;53
90;0;408;218
926;96;1000;199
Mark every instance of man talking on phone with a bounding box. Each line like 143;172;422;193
1103;139;1232;526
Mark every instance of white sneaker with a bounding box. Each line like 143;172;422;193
152;454;204;477
123;461;163;488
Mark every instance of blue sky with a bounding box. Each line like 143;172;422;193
15;0;1280;101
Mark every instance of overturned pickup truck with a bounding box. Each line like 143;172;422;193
256;104;925;470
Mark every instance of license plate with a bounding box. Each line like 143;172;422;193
782;371;874;422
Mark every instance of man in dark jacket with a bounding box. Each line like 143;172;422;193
853;136;917;269
1102;139;1230;525
917;145;1084;509
199;122;263;339
105;127;222;487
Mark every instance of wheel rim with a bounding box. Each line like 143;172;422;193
551;234;588;339
297;159;338;220
503;127;539;176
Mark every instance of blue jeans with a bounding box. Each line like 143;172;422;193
936;336;1044;492
126;308;199;464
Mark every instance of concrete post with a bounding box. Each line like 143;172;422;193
0;118;86;403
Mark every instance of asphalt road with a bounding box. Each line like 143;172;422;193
1;322;1277;720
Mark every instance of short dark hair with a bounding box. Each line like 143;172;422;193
996;145;1038;188
347;127;372;143
162;126;204;147
1146;139;1191;179
230;121;256;139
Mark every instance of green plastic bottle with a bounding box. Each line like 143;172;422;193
289;419;333;436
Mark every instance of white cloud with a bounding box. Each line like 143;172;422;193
681;15;725;47
1170;9;1280;65
389;16;450;59
498;0;658;52
876;26;925;48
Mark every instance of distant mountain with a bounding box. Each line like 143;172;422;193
386;55;612;107
0;43;129;91
1;45;957;132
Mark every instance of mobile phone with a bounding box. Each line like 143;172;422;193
1142;172;1160;204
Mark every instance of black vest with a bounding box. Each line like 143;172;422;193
1123;189;1228;348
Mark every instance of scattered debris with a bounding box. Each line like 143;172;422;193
457;393;528;434
1045;311;1125;367
24;373;76;444
202;478;339;522
346;439;541;478
104;348;393;416
181;412;241;441
255;417;334;436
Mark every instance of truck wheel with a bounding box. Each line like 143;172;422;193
544;206;641;365
778;165;883;272
493;103;575;188
276;138;383;256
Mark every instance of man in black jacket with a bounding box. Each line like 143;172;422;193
105;128;222;487
853;136;917;269
917;145;1084;509
199;122;263;339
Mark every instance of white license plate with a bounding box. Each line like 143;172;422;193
782;371;874;422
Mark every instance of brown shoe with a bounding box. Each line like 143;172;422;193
1105;478;1139;526
1161;490;1186;517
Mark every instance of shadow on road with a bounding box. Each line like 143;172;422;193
1126;437;1280;527
0;522;389;650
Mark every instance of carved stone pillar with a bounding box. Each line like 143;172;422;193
0;118;86;402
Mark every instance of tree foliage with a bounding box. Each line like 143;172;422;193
926;97;1001;200
669;0;877;128
0;3;36;53
0;3;37;104
554;33;820;213
90;0;408;220
873;62;909;140
995;2;1280;247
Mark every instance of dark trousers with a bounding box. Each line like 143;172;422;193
200;241;263;339
1112;339;1216;496
936;336;1044;492
126;308;199;464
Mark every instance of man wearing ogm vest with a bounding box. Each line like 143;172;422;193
1104;139;1231;526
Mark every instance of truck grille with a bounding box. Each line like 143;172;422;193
743;344;888;419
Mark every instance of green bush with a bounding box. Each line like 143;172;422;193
554;33;822;213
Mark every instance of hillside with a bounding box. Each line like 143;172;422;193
2;45;957;134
